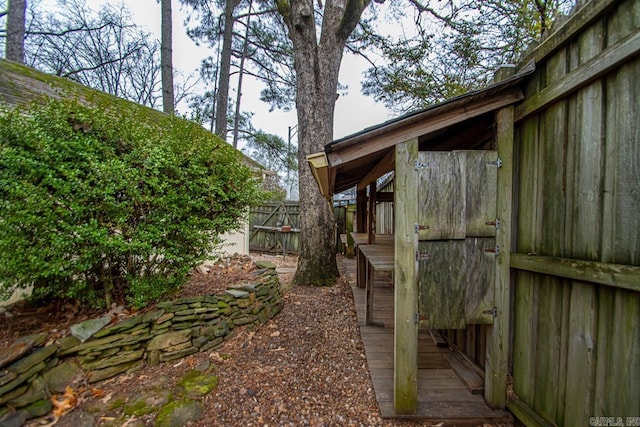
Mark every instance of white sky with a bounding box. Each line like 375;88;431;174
86;0;393;145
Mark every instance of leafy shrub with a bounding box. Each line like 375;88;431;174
0;98;263;308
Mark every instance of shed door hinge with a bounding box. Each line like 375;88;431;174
484;246;500;256
483;307;498;318
414;313;427;324
487;158;503;168
414;161;429;170
414;223;429;233
415;251;431;262
486;219;501;230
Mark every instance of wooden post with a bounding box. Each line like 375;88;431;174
356;189;367;233
394;138;418;414
485;105;515;408
368;182;376;244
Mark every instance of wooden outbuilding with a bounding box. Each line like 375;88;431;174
308;0;640;424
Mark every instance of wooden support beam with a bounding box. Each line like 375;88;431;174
510;253;640;292
328;89;523;167
485;105;514;409
368;182;376;243
357;149;395;190
356;189;367;233
394;138;419;415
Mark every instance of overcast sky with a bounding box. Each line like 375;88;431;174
86;0;393;146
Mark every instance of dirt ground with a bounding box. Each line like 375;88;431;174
1;254;474;426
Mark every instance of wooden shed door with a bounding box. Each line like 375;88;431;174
416;151;497;329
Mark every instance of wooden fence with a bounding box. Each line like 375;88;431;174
506;0;640;424
249;201;300;254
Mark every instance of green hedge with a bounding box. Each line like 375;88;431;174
0;98;263;308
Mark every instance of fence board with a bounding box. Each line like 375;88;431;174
611;60;640;266
564;282;596;425
512;272;539;405
539;49;568;258
511;1;640;425
608;290;640;415
532;277;563;423
249;201;300;254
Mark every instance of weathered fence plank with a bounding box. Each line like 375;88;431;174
249;201;300;254
511;1;640;424
511;254;640;292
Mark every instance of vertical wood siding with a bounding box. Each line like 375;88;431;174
511;0;640;424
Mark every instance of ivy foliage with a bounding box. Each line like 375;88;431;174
0;98;263;308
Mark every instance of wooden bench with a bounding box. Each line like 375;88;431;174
358;242;394;326
350;232;393;290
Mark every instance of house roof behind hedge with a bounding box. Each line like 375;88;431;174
0;58;270;174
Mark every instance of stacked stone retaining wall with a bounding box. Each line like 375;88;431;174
0;262;282;425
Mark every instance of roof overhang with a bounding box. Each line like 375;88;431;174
308;63;534;199
307;152;331;199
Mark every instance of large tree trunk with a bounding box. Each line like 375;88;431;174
292;57;342;285
161;0;175;114
280;0;370;286
215;0;241;140
6;0;26;63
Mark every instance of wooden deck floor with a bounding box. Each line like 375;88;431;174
340;256;512;425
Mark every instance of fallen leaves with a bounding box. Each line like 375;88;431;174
51;386;77;417
9;255;437;427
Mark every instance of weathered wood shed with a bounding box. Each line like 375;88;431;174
308;0;640;424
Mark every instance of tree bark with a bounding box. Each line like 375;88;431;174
232;0;252;149
279;0;371;286
161;0;175;114
215;0;241;140
6;0;27;63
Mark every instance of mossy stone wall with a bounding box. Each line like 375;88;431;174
0;263;282;425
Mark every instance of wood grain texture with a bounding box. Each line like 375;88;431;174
418;240;466;329
394;139;419;414
346;257;512;423
464;151;498;237
417;151;465;240
501;2;640;425
510;254;640;292
464;238;496;324
485;105;514;408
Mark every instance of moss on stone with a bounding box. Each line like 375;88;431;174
154;398;203;427
176;370;219;397
108;397;127;411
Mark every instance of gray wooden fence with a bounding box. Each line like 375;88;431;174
506;0;640;424
249;201;300;254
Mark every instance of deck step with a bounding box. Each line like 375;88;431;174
447;352;484;395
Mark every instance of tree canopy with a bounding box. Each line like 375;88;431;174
361;0;576;113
